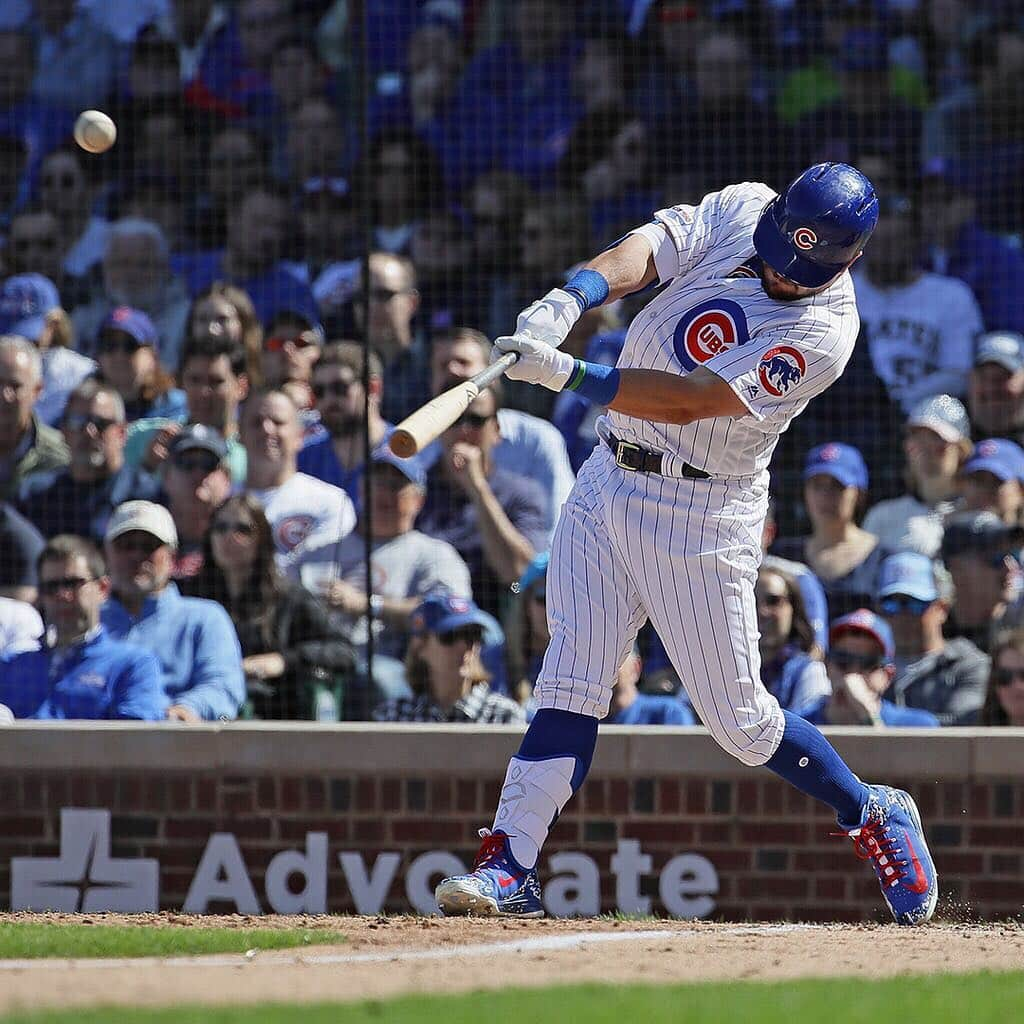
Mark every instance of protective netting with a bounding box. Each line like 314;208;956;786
1;1;1022;726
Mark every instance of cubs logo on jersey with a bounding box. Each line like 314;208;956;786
276;514;316;551
673;298;750;371
758;345;806;397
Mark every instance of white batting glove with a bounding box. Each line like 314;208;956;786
514;287;583;349
492;334;575;391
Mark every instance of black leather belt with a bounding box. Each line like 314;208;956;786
605;435;711;479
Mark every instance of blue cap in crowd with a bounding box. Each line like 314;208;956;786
410;593;490;636
371;445;426;488
906;394;970;445
100;306;159;348
974;331;1024;375
877;552;938;603
961;438;1024;483
0;274;61;341
829;609;894;662
518;551;550;593
803;442;869;490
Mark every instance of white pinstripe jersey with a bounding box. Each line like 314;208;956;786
603;181;862;478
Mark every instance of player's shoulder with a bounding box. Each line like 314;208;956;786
660;180;774;222
721;181;777;206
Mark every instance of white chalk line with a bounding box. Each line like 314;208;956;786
0;922;821;972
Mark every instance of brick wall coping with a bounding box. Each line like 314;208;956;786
0;724;1021;778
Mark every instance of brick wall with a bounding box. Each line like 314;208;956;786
0;724;1021;921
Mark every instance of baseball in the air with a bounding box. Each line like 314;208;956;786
74;110;117;154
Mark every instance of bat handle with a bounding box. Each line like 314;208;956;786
470;351;518;392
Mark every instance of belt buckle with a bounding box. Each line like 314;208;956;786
614;440;644;471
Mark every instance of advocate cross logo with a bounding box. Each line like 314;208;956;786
11;809;158;912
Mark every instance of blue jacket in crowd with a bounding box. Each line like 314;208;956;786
804;698;939;728
101;583;245;721
0;626;166;720
761;646;832;717
606;694;697;726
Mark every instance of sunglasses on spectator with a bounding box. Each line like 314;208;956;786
303;176;349;196
12;236;57;251
265;334;317;352
757;593;789;608
211;520;256;537
453;412;494;430
827;649;885;674
98;333;142;354
879;594;932;616
436;627;483;647
994;667;1024;687
363;287;406;304
38;576;95;596
312;380;353;401
172;452;220;475
42;172;78;189
63;413;119;433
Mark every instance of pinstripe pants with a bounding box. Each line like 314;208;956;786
535;443;786;766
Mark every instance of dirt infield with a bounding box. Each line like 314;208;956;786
0;914;1022;1014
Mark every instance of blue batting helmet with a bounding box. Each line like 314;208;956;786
753;162;878;288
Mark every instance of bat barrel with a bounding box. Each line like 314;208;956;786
388;352;517;458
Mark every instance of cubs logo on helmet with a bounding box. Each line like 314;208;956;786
673;298;750;371
758;345;807;397
276;514;316;551
792;227;818;251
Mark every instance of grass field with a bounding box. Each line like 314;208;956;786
0;923;346;960
3;971;1023;1024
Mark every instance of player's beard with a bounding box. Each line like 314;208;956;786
758;265;805;302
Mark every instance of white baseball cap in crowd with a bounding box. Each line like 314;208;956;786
105;500;178;549
906;394;970;445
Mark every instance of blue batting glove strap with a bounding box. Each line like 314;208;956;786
563;269;610;312
565;360;621;405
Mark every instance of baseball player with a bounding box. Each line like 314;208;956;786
436;163;938;926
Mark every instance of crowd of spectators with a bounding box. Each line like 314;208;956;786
2;0;1024;730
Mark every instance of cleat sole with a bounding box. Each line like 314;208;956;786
435;879;544;919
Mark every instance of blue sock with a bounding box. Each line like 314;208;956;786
765;711;870;827
516;708;598;791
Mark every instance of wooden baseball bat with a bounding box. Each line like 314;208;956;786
389;352;518;458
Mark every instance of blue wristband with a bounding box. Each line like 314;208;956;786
565;359;620;405
563;269;610;312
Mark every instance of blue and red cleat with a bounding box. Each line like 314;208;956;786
838;785;938;926
435;829;544;918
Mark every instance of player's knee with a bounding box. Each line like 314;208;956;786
706;707;785;767
722;738;775;768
